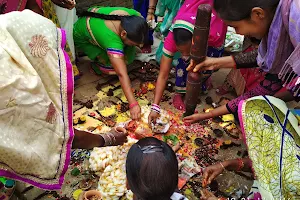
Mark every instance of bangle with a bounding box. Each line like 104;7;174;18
219;162;226;171
129;101;139;109
107;133;116;145
147;12;154;15
102;133;117;146
101;134;112;146
236;158;244;171
148;6;156;9
151;103;161;114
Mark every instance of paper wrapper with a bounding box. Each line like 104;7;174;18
151;118;170;134
178;158;203;189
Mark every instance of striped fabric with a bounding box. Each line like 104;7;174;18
107;48;124;58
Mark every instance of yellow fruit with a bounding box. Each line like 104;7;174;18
224;140;232;145
72;189;83;200
222;114;235;122
73;118;79;125
147;83;155;90
80;115;86;122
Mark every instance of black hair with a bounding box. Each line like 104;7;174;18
173;28;193;46
126;137;178;200
214;0;280;21
78;10;149;45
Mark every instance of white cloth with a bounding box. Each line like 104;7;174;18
54;5;78;58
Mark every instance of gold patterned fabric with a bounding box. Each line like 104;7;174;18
0;10;74;190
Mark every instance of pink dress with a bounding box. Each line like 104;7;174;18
161;0;227;96
163;0;227;58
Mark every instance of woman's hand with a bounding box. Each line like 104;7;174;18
130;104;141;120
183;113;208;124
187;57;220;72
148;110;160;125
187;56;236;72
202;163;225;186
147;13;155;22
110;127;128;146
51;0;76;10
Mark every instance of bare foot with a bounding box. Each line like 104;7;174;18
141;45;152;54
173;93;185;111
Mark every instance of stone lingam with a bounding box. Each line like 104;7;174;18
184;4;212;117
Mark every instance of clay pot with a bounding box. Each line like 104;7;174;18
84;190;102;200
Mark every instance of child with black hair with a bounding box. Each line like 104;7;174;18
184;0;300;124
148;0;227;123
74;7;149;120
126;137;187;200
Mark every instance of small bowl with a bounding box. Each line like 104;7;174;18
84;190;102;200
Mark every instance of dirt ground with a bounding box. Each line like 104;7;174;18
11;38;298;200
12;57;254;200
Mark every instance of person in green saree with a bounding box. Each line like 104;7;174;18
74;7;149;120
